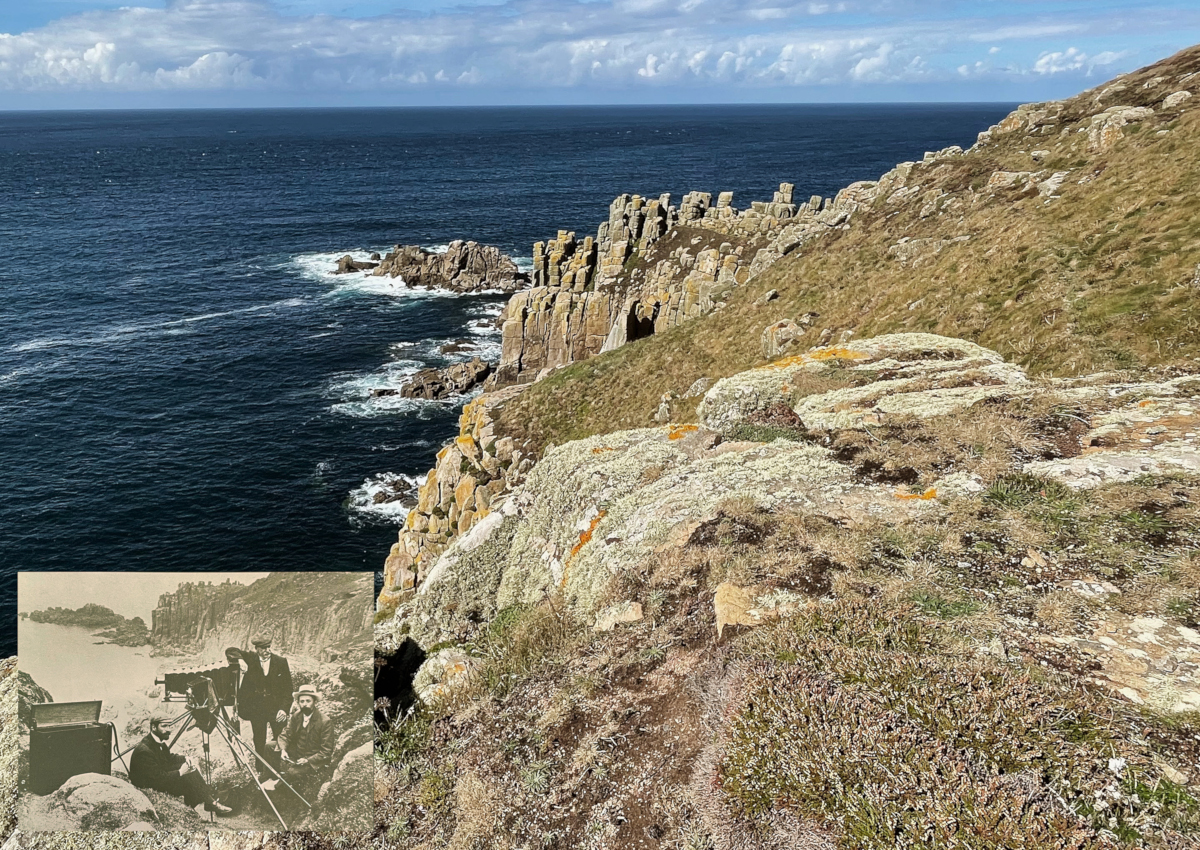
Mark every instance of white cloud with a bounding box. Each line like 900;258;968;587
1032;46;1130;76
0;0;1186;96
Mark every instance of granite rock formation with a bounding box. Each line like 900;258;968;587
366;240;529;293
378;384;535;610
491;179;899;386
371;356;491;401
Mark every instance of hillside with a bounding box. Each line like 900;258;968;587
494;46;1200;454
371;46;1200;850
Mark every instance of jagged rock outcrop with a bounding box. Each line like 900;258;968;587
367;240;529;293
153;573;373;661
492;180;887;386
336;254;378;274
372;356;491;400
150;579;246;646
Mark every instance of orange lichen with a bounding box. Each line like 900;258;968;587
562;510;608;587
765;348;869;370
591;446;616;455
1138;399;1156;408
668;424;699;440
895;488;938;501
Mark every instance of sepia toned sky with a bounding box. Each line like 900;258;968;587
1;2;1199;108
18;572;269;623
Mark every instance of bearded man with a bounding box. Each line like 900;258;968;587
264;684;334;798
128;711;232;815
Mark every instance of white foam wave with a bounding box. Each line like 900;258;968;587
9;298;308;353
327;358;472;418
347;472;425;522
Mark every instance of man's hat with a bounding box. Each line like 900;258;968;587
295;684;319;701
251;634;272;649
224;646;243;661
149;709;175;726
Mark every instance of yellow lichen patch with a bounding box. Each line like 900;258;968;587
668;424;699;440
591;446;617;455
895;487;938;501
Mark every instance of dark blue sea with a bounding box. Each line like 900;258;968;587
0;103;1015;656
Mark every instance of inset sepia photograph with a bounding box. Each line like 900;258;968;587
17;571;372;833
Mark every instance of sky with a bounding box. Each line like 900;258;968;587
0;1;1198;108
18;572;269;622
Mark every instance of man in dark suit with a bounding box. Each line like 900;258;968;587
264;684;335;800
128;712;232;815
214;646;245;734
238;634;292;777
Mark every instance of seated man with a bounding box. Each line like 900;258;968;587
264;684;333;798
129;711;232;815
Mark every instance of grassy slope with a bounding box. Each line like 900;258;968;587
496;46;1200;453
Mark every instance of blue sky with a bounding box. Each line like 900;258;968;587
1;1;1198;108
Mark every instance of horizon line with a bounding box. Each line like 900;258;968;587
0;99;1024;115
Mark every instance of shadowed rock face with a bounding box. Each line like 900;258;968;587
366;240;529;293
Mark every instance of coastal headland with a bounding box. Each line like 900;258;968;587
370;44;1200;849
3;42;1200;850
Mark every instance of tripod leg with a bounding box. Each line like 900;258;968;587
215;714;312;809
212;718;290;830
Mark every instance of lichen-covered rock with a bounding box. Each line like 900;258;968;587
1025;392;1200;487
412;649;479;705
386;415;940;647
1087;106;1155;152
700;333;1029;433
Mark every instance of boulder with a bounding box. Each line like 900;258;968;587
1087;106;1155;152
372;240;529;293
46;773;157;831
335;254;378;274
394;357;492;400
1163;90;1192;110
761;319;804;360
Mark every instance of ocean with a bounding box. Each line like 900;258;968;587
0;103;1015;656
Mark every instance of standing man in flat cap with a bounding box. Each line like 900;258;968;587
239;634;292;777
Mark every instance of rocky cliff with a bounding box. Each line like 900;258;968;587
372;45;1200;850
153;572;373;662
492;180;883;386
